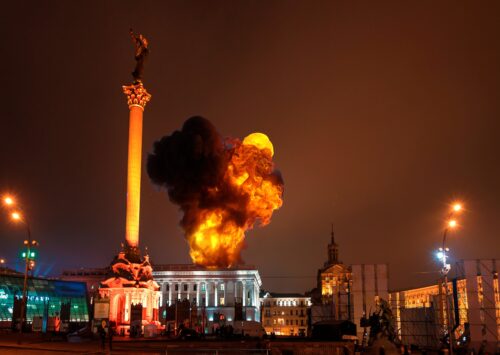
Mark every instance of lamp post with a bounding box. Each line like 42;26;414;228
2;196;38;340
438;203;462;355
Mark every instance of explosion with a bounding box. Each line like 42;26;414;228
147;117;284;268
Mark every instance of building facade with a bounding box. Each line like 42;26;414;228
153;264;262;329
310;229;389;342
389;259;500;353
0;273;89;331
260;292;311;336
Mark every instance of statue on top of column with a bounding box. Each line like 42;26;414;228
129;29;149;83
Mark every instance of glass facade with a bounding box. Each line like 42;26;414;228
0;275;89;324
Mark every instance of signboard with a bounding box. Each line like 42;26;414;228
94;300;110;319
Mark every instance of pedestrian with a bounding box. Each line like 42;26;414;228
108;325;114;351
98;325;106;350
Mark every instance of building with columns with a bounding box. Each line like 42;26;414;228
153;264;262;326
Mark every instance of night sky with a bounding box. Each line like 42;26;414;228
1;1;499;293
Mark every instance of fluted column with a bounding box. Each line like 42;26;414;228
205;283;209;307
196;282;200;306
122;83;151;248
168;282;172;305
214;281;218;307
242;281;246;307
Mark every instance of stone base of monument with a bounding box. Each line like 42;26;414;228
99;244;160;336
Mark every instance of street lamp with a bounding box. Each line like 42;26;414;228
438;202;463;355
2;195;37;339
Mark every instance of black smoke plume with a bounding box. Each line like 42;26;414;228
147;116;283;266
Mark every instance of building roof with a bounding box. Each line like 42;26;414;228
0;266;23;276
261;291;308;298
153;263;258;271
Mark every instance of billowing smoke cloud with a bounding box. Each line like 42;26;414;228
147;116;283;268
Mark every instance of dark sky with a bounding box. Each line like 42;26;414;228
1;1;499;293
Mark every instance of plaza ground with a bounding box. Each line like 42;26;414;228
0;332;356;354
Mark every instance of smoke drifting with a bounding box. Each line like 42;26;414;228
147;116;284;268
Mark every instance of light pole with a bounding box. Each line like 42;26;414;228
2;196;38;340
437;202;462;355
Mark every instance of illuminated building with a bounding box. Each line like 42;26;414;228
153;264;262;331
260;292;311;336
310;229;388;342
0;274;89;331
63;264;262;332
389;259;500;353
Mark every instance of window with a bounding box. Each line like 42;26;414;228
194;284;197;291
290;310;293;315
175;284;179;291
286;320;289;325
295;320;298;325
220;284;225;291
201;284;206;292
301;320;304;326
300;301;304;306
295;310;298;315
219;297;225;306
300;310;304;316
166;284;170;291
183;284;188;292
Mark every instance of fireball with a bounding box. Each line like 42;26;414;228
242;132;274;157
188;132;282;268
148;117;284;269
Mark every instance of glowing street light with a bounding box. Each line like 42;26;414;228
1;194;36;340
438;201;465;355
3;196;14;206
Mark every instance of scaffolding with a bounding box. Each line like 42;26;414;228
389;259;500;353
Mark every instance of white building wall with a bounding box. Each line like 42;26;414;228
152;266;262;327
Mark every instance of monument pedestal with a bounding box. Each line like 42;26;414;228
99;245;160;335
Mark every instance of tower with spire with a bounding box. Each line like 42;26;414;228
326;224;340;266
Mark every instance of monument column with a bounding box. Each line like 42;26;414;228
122;83;151;250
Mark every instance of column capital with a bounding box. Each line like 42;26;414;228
122;83;152;110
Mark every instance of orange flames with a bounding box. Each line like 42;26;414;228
188;133;283;268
